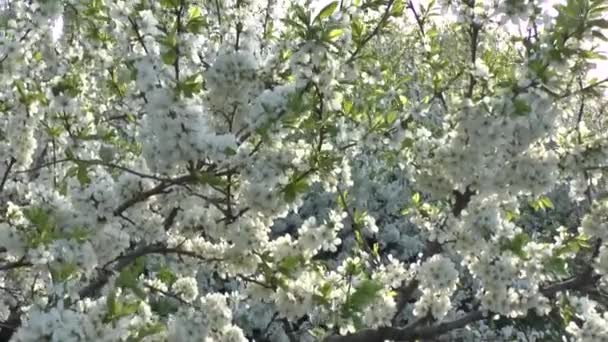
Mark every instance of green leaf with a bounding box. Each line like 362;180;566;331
351;17;365;42
400;207;412;215
545;256;568;276
575;233;592;248
51;262;79;282
283;178;309;202
160;0;180;9
343;279;383;316
530;196;554;211
282;17;307;34
58;180;68;196
354;229;364;246
579;49;607;60
120;301;141;317
503;233;530;259
316;151;341;173
316;1;338;21
187;5;202;19
52;73;82;97
150;298;179;317
555;233;592;255
76;163;91;186
161;49;177;65
338;190;348;209
116;257;146;298
353;209;367;227
592;30;608;41
294;5;311;27
504;210;519;222
344;259;362;276
23;207;50;228
391;0;405;16
314;282;333;305
224;147;237;156
278;255;302;276
177;74;202;97
186;6;207;33
22;207;60;247
65;148;76;160
539;196;554;209
104;293;141;323
386;111;397;125
157;266;177;286
343;99;353;113
33;51;43;62
128;322;166;342
401;137;414;149
323;28;344;41
559;299;574;325
195;172;226;187
68;227;90;242
589;19;608;29
186;16;206;33
412;192;421;206
513;98;531;115
106;290;119;319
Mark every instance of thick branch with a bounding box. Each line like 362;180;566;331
452;187;475;217
0;307;21;342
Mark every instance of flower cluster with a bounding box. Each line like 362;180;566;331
566;296;608;342
413;255;459;319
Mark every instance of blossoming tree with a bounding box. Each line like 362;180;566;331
1;0;608;341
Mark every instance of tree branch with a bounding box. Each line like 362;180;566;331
0;258;32;272
324;251;600;342
465;1;480;99
113;174;195;216
79;243;220;299
559;77;608;99
0;158;16;194
346;0;396;64
128;15;149;54
0;307;21;342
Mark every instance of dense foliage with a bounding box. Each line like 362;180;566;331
1;0;608;341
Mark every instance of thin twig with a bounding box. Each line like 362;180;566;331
346;0;396;64
128;16;149;54
0;158;16;193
